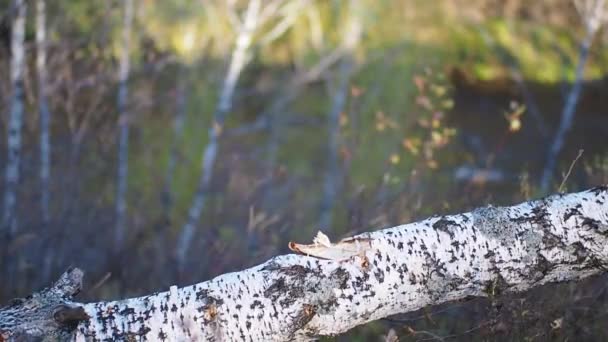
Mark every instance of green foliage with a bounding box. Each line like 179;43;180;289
119;0;608;243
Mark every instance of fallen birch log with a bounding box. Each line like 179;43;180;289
1;186;607;341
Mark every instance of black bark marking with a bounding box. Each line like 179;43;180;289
531;254;553;282
589;185;608;196
373;268;385;283
286;304;316;339
563;204;582;221
432;218;457;239
582;217;608;236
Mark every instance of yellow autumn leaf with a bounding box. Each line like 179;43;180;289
339;112;349;127
509;118;521;132
431;84;446;97
441;99;454;109
431;131;443;144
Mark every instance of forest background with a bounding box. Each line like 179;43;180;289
1;0;608;340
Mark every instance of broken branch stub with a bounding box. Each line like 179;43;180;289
0;268;88;341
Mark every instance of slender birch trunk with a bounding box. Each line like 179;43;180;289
3;0;26;233
539;31;594;192
176;0;261;268
115;0;134;248
250;47;347;249
1;186;608;341
36;0;55;283
319;1;362;231
36;0;51;223
539;0;606;193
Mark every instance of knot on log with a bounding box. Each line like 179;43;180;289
0;268;88;341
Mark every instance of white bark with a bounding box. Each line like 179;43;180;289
37;0;52;223
3;0;26;233
4;187;605;341
115;0;134;248
71;186;608;340
177;0;262;269
1;187;607;340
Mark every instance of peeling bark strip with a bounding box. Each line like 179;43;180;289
1;187;608;341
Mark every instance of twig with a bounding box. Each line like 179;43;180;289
558;149;584;193
414;320;491;341
87;272;112;295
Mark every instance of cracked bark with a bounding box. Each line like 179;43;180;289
1;186;608;341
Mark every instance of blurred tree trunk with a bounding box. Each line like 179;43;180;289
2;187;608;341
115;0;134;248
161;67;188;222
540;0;606;193
3;0;26;233
176;0;262;269
251;45;348;251
36;0;51;224
259;48;346;210
319;0;362;231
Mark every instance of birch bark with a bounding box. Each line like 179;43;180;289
2;187;607;341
